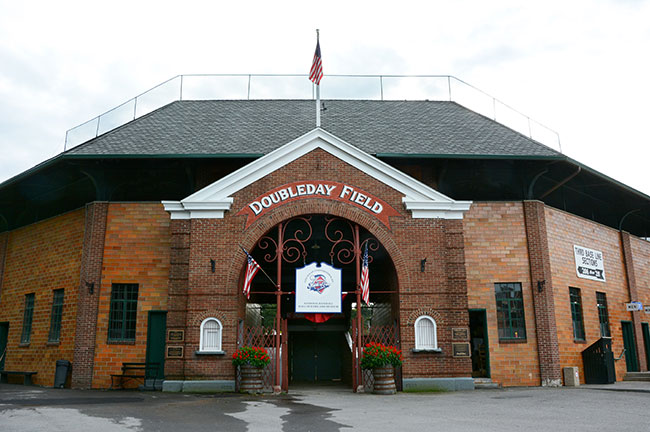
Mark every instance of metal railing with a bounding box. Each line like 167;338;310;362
64;74;561;152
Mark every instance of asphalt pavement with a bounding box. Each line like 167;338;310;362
1;381;648;431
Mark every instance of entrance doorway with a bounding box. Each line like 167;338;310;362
0;322;8;370
290;329;346;383
469;309;490;378
145;311;167;384
242;214;399;391
621;321;639;372
643;323;650;371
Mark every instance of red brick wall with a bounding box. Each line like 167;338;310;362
464;202;540;386
625;233;649;371
72;202;109;389
524;201;561;386
164;220;190;380
92;203;170;388
0;209;85;386
545;206;631;382
0;232;8;295
173;148;472;383
630;237;650;312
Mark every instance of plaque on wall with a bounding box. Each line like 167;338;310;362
167;330;185;342
167;346;184;358
452;328;469;341
452;342;471;358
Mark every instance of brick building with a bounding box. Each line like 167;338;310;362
0;99;649;391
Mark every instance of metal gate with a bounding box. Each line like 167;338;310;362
236;319;288;392
581;337;615;384
352;318;401;392
241;214;397;392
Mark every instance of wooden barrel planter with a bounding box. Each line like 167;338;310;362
372;366;396;395
240;364;263;393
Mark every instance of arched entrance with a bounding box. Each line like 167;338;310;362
238;214;400;392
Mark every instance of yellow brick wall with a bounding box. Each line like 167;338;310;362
0;209;85;386
464;202;540;386
92;203;170;388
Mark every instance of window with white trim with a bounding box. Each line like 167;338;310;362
414;315;438;350
199;318;223;352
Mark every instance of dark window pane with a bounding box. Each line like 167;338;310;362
48;289;64;342
570;287;585;340
108;283;139;341
494;282;526;340
596;292;610;338
21;293;35;344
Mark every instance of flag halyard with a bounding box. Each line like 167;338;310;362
360;242;370;304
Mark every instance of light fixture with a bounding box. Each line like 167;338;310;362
420;258;427;272
86;281;94;294
210;259;216;273
537;280;545;293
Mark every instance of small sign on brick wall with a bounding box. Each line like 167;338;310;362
626;302;643;312
167;330;185;342
167;346;184;358
452;328;469;341
645;305;650;314
452;342;471;357
573;245;606;282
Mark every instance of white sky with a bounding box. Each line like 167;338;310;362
1;0;649;196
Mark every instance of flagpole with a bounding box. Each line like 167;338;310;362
316;84;321;128
315;29;321;128
239;245;276;286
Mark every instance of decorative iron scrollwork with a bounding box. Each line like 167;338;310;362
325;216;378;266
258;216;313;264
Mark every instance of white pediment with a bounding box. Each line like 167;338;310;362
162;128;471;220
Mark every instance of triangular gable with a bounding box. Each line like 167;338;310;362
162;128;471;220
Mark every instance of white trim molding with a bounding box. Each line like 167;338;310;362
162;128;471;220
198;317;223;353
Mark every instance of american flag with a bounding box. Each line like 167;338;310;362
242;247;261;299
360;243;370;304
309;40;323;85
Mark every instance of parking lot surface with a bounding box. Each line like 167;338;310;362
1;382;648;431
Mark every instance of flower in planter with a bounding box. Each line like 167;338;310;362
360;342;404;369
232;346;271;369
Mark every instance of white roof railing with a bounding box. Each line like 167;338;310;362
64;74;561;153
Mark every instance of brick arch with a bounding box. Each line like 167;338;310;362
224;198;409;304
406;308;444;327
191;310;229;327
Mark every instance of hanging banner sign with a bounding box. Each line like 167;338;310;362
237;181;401;229
295;262;342;313
573;245;606;282
645;305;650;314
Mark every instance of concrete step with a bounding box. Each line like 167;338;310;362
623;372;650;382
473;378;500;389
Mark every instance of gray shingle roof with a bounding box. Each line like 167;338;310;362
66;100;562;158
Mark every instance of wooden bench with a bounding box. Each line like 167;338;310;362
111;362;160;390
0;370;38;385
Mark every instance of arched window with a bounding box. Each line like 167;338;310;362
199;318;223;352
414;315;438;350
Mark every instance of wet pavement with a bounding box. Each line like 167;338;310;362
1;381;649;431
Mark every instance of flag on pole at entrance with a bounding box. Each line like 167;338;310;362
242;247;261;299
309;39;323;85
360;243;370;304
